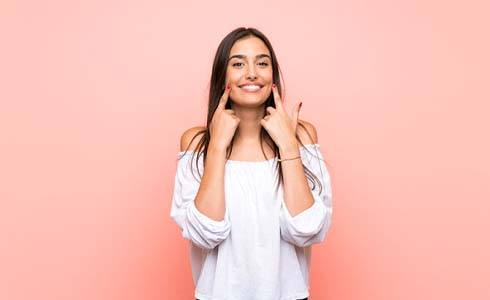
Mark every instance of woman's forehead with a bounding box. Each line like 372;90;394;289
229;37;270;57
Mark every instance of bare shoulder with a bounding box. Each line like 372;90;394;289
180;126;207;152
297;118;318;145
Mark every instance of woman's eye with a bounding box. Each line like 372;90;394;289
232;62;269;67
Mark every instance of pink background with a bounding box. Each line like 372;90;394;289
1;0;489;299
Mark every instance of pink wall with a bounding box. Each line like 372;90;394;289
1;0;489;299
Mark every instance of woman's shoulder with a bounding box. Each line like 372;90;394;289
180;126;207;152
178;119;317;152
297;119;318;145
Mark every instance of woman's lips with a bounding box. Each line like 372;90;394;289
240;85;263;93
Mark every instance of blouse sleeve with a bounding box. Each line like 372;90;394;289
279;143;333;247
169;151;231;250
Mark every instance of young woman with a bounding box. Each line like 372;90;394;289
170;27;333;300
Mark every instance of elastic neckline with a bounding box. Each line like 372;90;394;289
178;143;319;164
226;156;277;164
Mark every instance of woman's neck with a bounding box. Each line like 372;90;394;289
231;104;266;145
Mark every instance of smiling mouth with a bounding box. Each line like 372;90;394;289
239;84;264;93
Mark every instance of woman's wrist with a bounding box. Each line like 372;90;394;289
278;140;300;160
209;139;228;153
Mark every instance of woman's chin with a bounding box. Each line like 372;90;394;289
231;98;268;108
234;91;266;101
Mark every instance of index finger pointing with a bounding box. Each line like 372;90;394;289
218;83;231;109
272;83;283;110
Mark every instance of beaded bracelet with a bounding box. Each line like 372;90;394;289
277;155;301;162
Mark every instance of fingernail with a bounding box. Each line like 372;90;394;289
227;84;230;90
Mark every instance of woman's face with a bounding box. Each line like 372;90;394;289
226;36;273;108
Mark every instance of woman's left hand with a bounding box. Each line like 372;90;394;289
260;83;302;150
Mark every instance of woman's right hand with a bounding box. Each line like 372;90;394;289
209;84;240;151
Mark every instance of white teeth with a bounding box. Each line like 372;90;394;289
241;85;261;91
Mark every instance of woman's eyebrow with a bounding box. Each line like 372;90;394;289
228;54;271;61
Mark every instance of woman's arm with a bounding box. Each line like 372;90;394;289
279;120;318;217
278;120;332;247
171;126;231;250
180;127;227;222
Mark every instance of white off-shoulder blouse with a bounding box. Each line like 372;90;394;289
170;143;333;300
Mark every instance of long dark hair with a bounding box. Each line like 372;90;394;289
179;27;324;194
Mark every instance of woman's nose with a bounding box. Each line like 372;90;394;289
246;67;257;80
